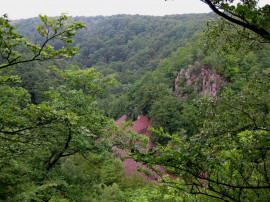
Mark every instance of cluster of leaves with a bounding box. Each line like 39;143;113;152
14;14;212;83
132;69;270;201
115;31;270;145
201;0;270;62
1;2;270;200
0;65;119;200
0;14;85;69
0;14;151;201
120;2;270;200
202;0;270;43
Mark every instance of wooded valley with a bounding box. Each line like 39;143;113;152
1;0;270;201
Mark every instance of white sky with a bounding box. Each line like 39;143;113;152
2;0;212;20
1;0;269;20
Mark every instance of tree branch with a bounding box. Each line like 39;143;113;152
202;0;270;41
46;127;73;171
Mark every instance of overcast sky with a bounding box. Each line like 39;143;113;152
2;0;213;20
2;0;269;20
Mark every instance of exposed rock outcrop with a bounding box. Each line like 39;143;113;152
115;115;170;181
175;63;223;97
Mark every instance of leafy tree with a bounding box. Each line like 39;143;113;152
149;96;182;133
135;82;172;116
133;69;270;201
201;0;270;42
0;14;150;199
129;181;215;202
0;14;85;69
0;67;118;201
199;0;270;57
148;95;183;144
0;14;123;201
99;183;124;202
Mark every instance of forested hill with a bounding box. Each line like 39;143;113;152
14;14;212;85
71;14;212;83
2;3;270;200
11;13;270;123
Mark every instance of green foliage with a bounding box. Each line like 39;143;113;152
0;14;129;201
119;172;149;191
0;14;85;69
1;10;270;201
148;96;183;144
128;181;215;202
100;159;124;186
134;69;270;201
0;66;119;200
107;94;129;119
202;0;270;43
99;183;124;202
149;96;181;132
135;82;172;116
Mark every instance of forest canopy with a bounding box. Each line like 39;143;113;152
1;1;270;200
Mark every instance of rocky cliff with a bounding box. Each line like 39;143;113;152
175;63;223;97
115;115;170;181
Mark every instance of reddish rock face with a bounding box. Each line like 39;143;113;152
115;115;171;181
115;114;128;126
175;64;224;97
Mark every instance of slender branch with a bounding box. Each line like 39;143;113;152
260;150;270;186
165;182;232;202
229;23;268;43
61;150;79;157
202;0;270;41
0;119;59;135
46;126;73;171
0;22;73;70
158;163;270;190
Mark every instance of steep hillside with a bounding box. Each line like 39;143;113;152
10;14;270;142
11;14;214;107
117;34;270;146
13;14;212;85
